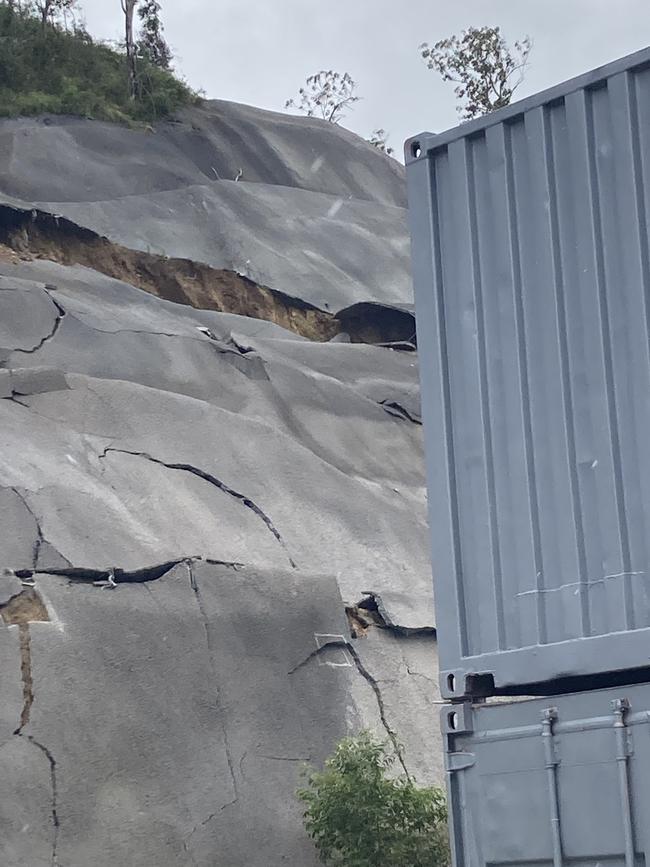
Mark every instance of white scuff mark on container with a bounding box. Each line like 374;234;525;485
517;571;646;597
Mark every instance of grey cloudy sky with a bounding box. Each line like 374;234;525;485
80;0;650;154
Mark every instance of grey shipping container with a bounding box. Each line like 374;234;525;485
443;683;650;867
406;47;650;699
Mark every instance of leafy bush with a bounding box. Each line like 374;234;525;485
297;730;449;867
0;2;197;122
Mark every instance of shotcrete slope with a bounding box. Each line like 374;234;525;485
0;100;411;312
0;101;439;867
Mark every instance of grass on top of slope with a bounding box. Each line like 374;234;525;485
0;3;198;123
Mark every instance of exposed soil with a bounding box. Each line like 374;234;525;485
0;205;339;341
0;586;50;627
1;586;50;732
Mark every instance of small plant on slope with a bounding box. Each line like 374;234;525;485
297;730;449;867
367;128;394;156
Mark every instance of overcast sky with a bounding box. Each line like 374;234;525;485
80;0;650;155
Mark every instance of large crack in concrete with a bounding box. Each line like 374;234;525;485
0;585;59;865
187;561;239;821
0;587;50;732
2;393;29;405
99;447;297;569
11;556;244;586
0;204;338;341
9;486;44;571
0;558;246;866
14;560;182;585
287;638;411;779
22;734;60;867
11;285;66;356
347;592;436;638
378;400;422;426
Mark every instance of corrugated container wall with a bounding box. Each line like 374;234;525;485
406;48;650;699
443;683;650;866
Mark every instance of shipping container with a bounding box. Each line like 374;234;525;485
443;682;650;867
406;47;650;698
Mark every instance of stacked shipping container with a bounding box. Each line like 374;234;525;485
406;46;650;867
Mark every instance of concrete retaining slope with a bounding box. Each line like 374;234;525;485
0;101;411;312
0;260;442;867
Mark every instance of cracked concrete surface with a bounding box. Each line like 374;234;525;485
99;448;298;568
0;265;442;863
288;637;411;778
0;283;62;353
0;290;431;622
0;285;441;864
1;564;437;866
0;100;441;866
0;586;50;731
11;286;66;355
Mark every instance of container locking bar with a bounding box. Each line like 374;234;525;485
612;698;636;867
541;707;563;867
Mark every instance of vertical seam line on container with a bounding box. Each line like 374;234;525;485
429;153;470;657
448;758;467;865
625;70;649;626
503;121;547;646
628;70;650;406
542;103;591;638
464;138;506;651
584;84;633;630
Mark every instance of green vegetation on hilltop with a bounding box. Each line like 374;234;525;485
0;2;197;123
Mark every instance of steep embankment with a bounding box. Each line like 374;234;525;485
0;101;407;205
0;102;438;867
0;102;412;316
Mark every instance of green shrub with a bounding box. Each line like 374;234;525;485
297;730;449;867
0;2;197;122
